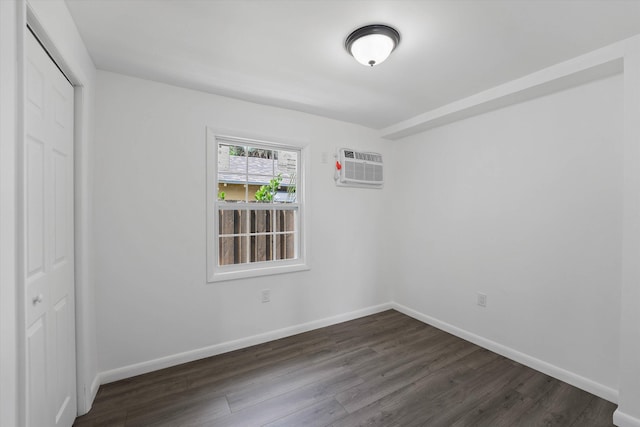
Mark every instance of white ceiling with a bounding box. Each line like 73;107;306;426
65;0;640;130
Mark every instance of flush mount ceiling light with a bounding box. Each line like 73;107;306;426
345;24;400;67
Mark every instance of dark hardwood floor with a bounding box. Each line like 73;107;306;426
73;310;616;426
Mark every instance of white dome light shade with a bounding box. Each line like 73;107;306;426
350;34;395;66
345;25;400;67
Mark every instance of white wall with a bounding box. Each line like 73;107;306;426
389;74;624;399
93;71;391;376
616;36;640;427
0;1;19;426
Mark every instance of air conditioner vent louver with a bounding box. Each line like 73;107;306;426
336;148;383;188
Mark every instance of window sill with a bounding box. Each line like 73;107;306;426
208;261;310;283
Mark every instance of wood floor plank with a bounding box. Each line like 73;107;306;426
517;381;597;427
264;399;348;427
334;340;482;414
186;344;363;399
226;365;349;412
186;337;337;390
368;324;443;354
405;362;536;426
73;409;127;427
86;375;189;417
570;396;616;427
383;357;518;426
124;393;230;427
74;310;617;427
450;389;535;427
212;369;361;427
351;331;459;378
225;347;375;411
330;351;503;427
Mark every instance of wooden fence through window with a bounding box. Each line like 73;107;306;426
219;209;295;266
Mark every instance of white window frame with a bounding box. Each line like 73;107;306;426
206;128;310;282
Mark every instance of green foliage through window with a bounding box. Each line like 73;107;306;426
254;174;282;201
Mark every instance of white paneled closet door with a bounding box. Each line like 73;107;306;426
24;29;76;427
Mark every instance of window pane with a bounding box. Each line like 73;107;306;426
275;209;295;232
250;174;283;201
276;149;297;175
218;142;248;202
228;145;247;157
219;209;248;235
275;233;296;260
218;144;247;174
248;174;275;186
219;236;248;266
273;191;295;203
247;153;274;181
217;177;248;202
218;172;247;185
250;210;272;234
247;147;274;159
217;144;232;172
250;234;273;262
277;149;297;203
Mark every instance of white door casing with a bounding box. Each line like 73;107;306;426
24;29;76;427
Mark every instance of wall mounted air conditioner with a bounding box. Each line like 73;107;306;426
335;148;383;188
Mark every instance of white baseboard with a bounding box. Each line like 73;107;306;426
89;374;100;405
99;302;392;385
78;376;101;416
614;409;640;427
391;302;619;404
96;300;621;411
76;373;101;416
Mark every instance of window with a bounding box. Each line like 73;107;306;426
207;129;308;281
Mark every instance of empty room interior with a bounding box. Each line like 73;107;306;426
3;0;640;426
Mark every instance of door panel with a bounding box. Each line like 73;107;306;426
53;297;71;424
25;30;76;427
26;137;45;276
53;151;67;265
26;318;47;427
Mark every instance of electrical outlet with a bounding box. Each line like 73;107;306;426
261;289;271;303
477;292;487;307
